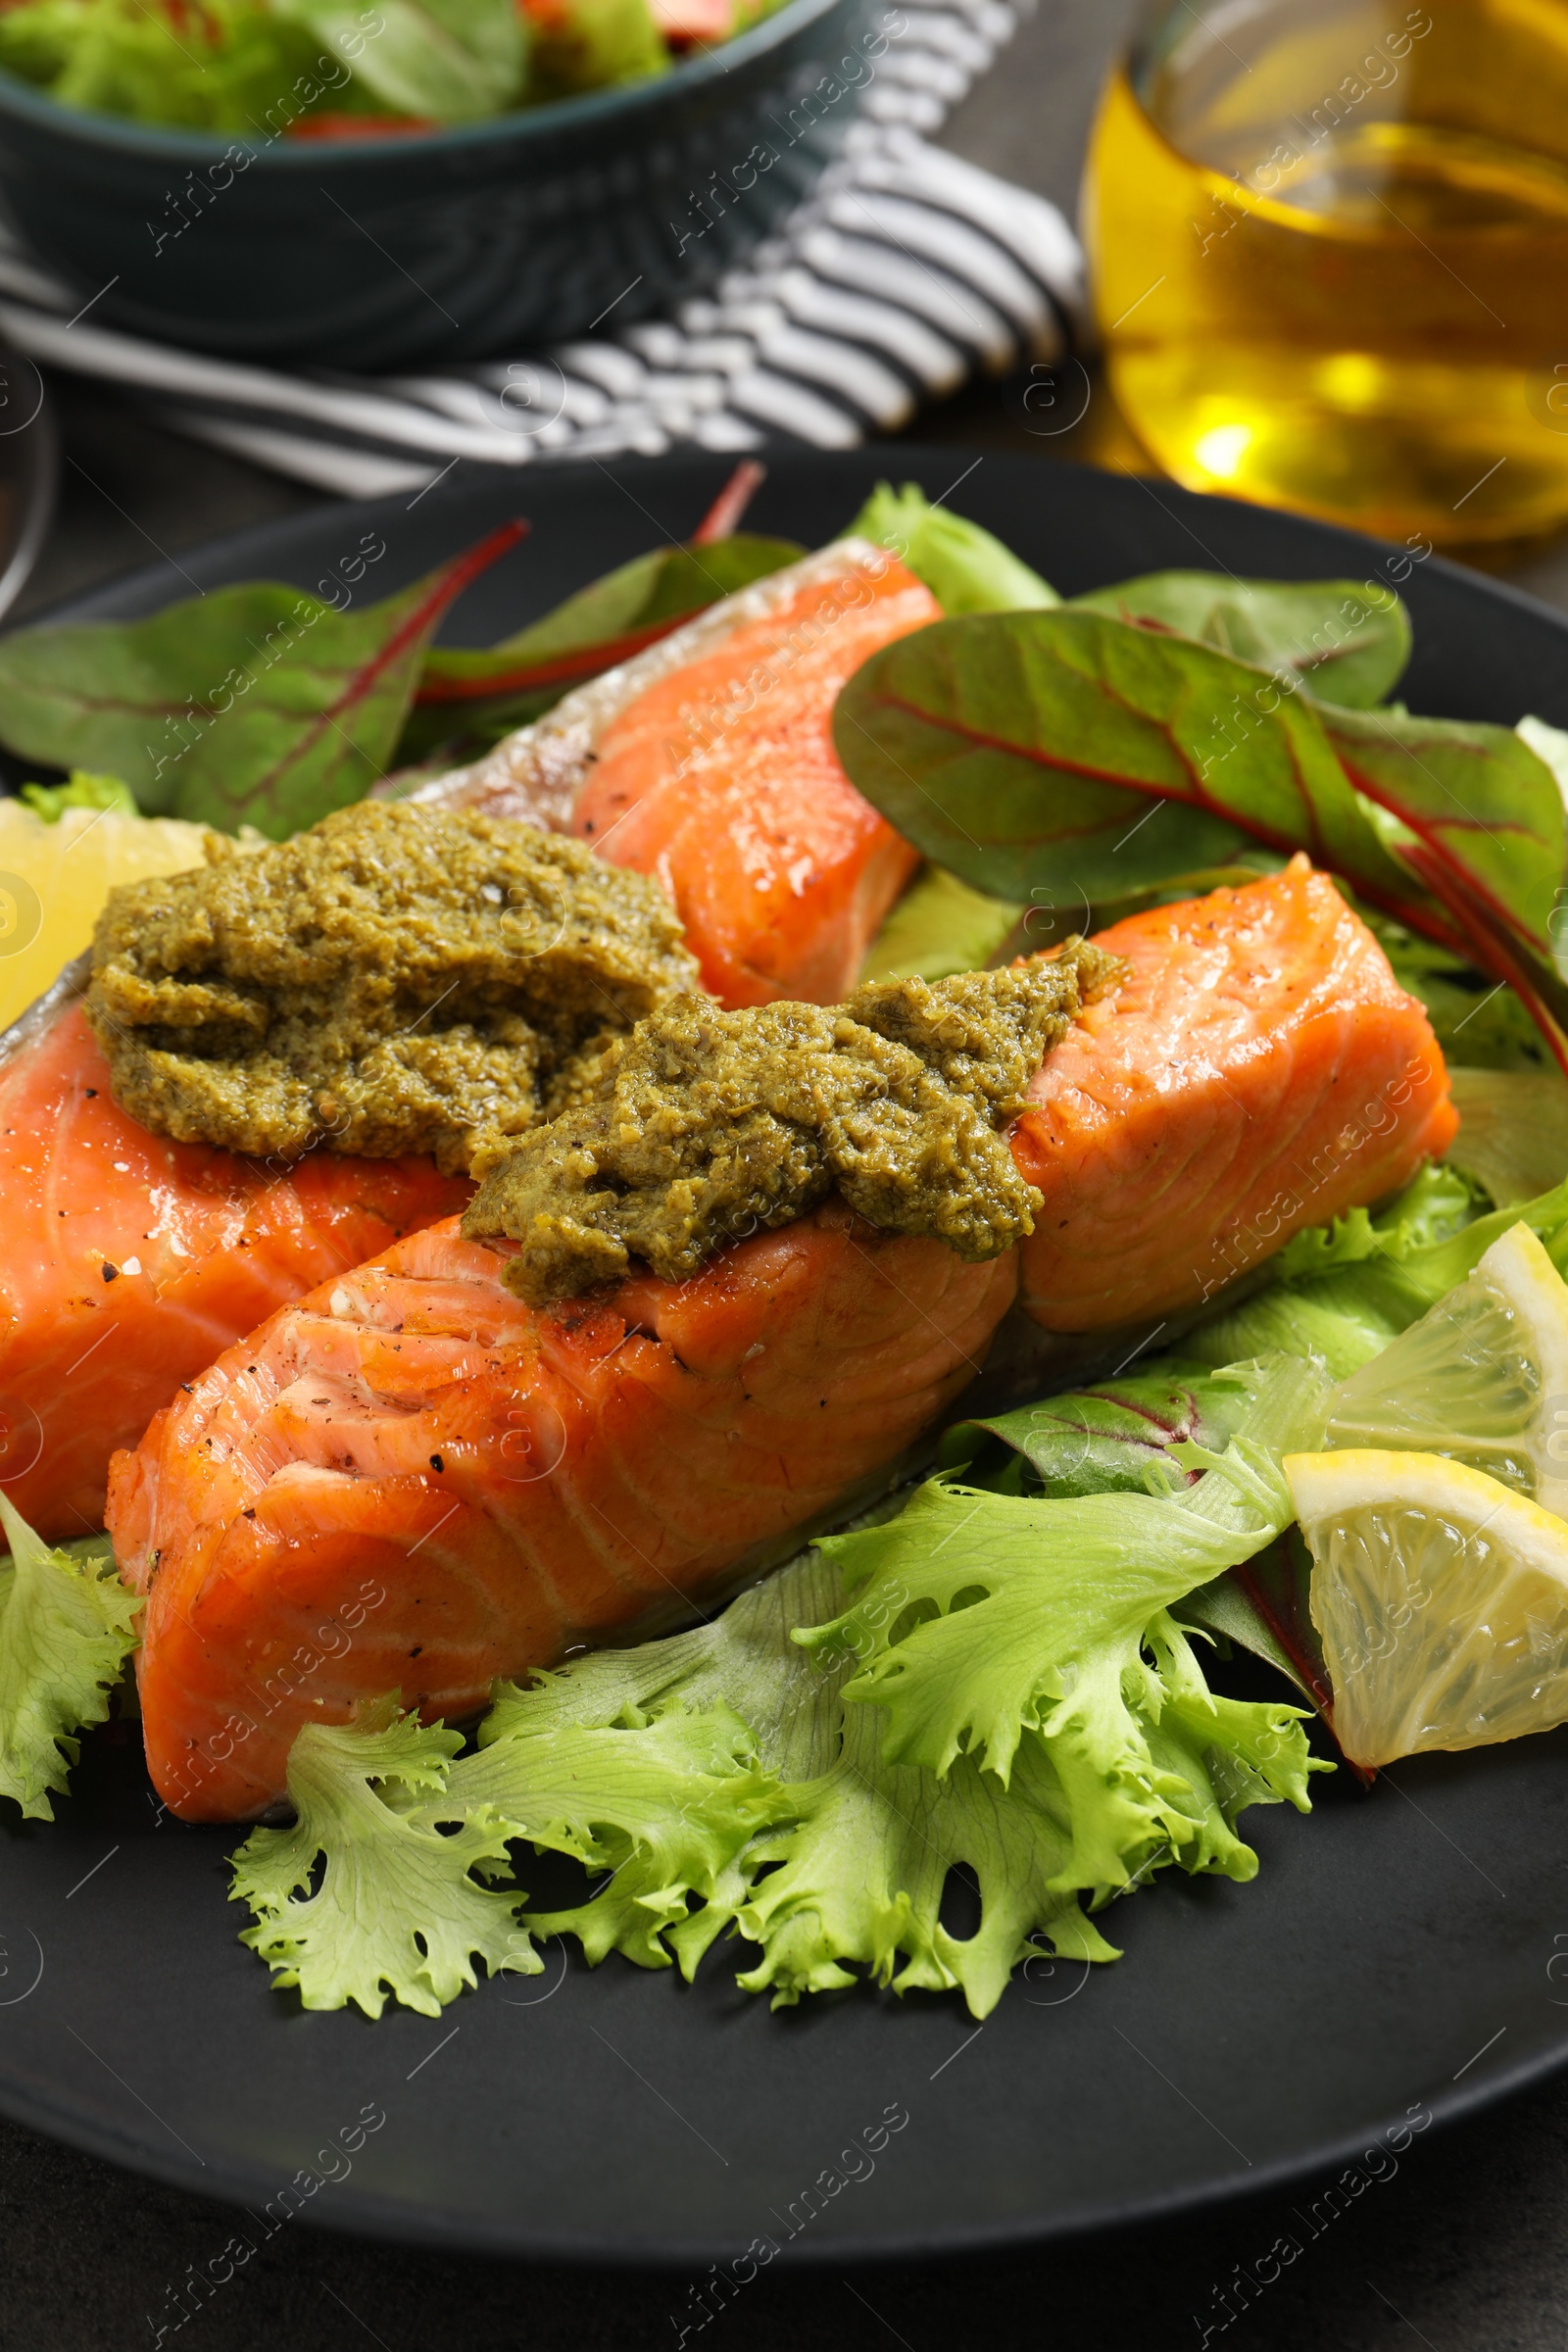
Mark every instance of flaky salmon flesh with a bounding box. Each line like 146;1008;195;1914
106;858;1456;1821
0;999;469;1538
110;1204;1014;1820
417;541;936;1005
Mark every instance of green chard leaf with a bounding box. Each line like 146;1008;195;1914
1324;703;1568;985
857;865;1026;985
847;482;1059;614
830;608;1426;912
1069;573;1411;709
831;605;1568;1075
0;1496;139;1821
942;1361;1253;1498
229;1696;526;2020
1181;1531;1337;1724
401;530;802;764
0;520;523;839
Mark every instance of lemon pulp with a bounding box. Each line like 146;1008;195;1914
1322;1223;1568;1518
0;800;209;1030
1289;1447;1568;1769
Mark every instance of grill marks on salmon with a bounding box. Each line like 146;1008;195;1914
415;542;937;1006
1009;859;1458;1333
0;1003;470;1538
109;1202;1017;1820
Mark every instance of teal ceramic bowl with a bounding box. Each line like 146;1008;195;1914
0;0;876;368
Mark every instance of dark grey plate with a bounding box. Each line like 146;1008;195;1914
4;449;1567;2267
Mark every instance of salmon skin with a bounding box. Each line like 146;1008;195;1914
110;1201;1015;1821
0;979;469;1539
1009;859;1457;1333
413;542;937;1006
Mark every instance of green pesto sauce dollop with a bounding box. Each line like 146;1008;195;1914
85;802;700;1174
465;945;1121;1304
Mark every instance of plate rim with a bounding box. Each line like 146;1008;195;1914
0;2004;1549;2268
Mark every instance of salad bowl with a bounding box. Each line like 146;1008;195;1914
0;0;876;367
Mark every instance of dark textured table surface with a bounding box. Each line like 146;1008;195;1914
10;5;1568;2345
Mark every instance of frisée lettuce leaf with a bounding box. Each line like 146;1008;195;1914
800;1354;1325;1783
445;1703;786;1971
483;1550;1121;2016
228;1685;785;2013
0;1497;140;1822
229;1696;525;2020
713;1671;1118;2017
230;1516;1318;2023
1186;1163;1568;1379
848;482;1059;616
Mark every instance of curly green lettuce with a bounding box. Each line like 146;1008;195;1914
779;1354;1328;1925
0;1496;140;1821
229;1688;784;2013
849;482;1059;617
485;1549;1119;2017
1188;1162;1568;1377
229;1697;525;2020
447;1704;786;1970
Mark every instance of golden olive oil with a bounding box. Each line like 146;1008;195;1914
1085;0;1568;542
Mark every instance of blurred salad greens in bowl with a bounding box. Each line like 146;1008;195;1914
0;0;882;364
0;0;791;131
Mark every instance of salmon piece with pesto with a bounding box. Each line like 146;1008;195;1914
1009;859;1458;1333
415;543;938;1006
0;981;470;1540
108;1205;1017;1821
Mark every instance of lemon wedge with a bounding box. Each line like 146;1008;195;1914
1321;1221;1568;1517
0;797;209;1030
1287;1446;1568;1767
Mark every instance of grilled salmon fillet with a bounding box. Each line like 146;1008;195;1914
0;1000;469;1537
109;1202;1015;1820
1009;859;1457;1332
416;542;936;1005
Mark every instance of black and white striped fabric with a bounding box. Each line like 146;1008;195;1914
0;0;1083;497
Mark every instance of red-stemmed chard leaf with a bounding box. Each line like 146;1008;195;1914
414;463;777;708
832;608;1451;930
1323;702;1568;1067
1070;571;1412;710
410;532;800;708
0;519;526;840
691;459;767;545
833;606;1568;1072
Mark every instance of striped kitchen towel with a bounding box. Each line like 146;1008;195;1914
0;0;1084;498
